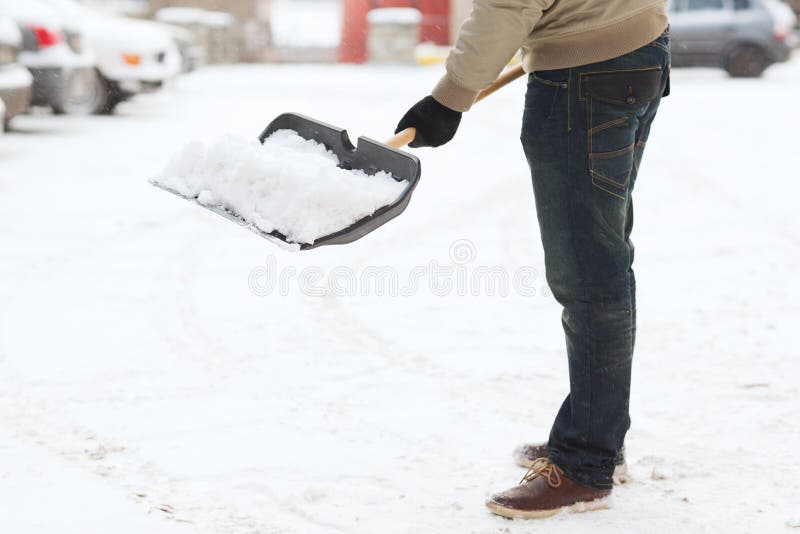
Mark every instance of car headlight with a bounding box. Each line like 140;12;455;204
0;44;18;65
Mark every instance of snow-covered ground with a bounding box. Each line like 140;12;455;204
1;58;799;533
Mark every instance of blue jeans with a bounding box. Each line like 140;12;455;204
521;31;671;490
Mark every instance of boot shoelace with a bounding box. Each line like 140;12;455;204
520;457;563;488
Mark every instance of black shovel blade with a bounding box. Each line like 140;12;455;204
258;113;421;250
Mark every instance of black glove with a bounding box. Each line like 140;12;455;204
395;96;462;148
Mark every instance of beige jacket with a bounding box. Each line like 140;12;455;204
433;0;669;111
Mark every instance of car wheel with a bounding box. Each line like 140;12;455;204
52;69;108;115
94;77;124;115
725;45;769;78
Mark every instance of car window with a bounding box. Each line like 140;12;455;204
687;0;725;10
733;0;751;9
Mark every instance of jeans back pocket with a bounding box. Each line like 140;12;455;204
583;68;663;199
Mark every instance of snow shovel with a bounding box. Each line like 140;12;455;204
160;65;526;251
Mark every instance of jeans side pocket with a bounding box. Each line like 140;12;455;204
524;73;567;121
583;68;662;200
588;114;637;200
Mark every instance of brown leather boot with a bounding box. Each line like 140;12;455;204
512;442;630;484
486;458;612;519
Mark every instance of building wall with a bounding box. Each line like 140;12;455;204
340;0;450;62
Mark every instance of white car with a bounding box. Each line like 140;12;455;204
0;0;98;115
39;0;181;114
0;16;33;128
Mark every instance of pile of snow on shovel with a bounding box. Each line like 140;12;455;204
153;130;407;245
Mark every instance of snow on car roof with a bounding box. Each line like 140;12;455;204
0;0;63;28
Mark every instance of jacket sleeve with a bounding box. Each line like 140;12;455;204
432;0;553;112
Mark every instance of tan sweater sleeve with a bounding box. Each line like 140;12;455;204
432;0;553;112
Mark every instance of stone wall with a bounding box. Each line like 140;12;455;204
148;0;272;61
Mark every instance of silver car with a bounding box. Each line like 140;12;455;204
669;0;796;76
0;0;100;115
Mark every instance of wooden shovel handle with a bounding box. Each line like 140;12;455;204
474;63;526;104
385;64;526;149
387;127;418;149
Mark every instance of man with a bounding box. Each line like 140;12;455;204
396;0;671;520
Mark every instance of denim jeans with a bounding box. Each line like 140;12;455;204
520;31;671;490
